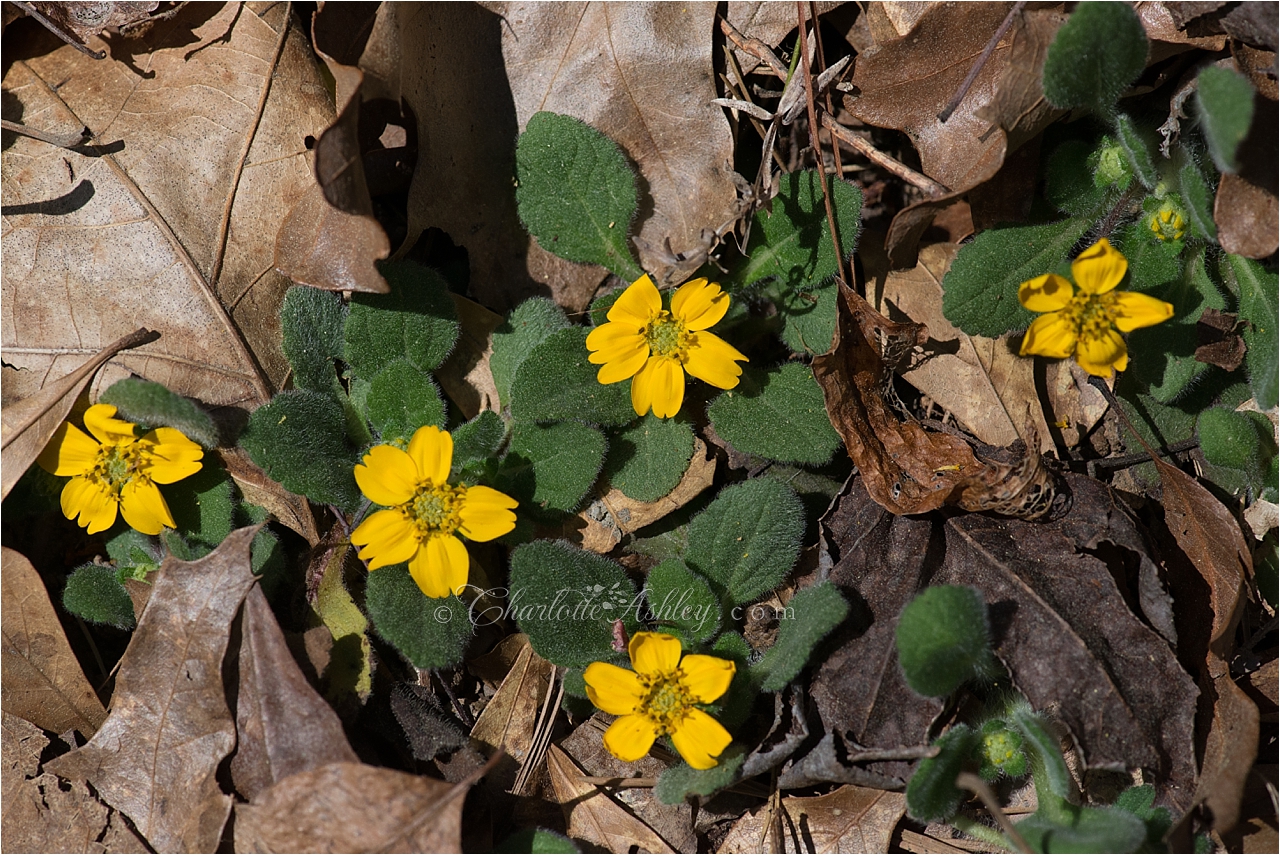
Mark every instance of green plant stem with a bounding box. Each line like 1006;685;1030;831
952;814;1014;852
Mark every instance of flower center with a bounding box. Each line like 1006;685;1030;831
639;669;694;735
91;442;144;494
404;481;466;539
1066;291;1120;343
644;312;691;360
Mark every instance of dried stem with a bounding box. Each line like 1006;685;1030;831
956;772;1032;853
0;118;92;149
797;3;845;285
822;114;951;197
810;2;846;189
719;16;789;79
937;1;1025;123
846;744;941;763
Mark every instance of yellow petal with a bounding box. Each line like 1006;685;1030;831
355;444;419;506
1018;273;1074;313
83;404;137;445
458;485;518;541
351;508;419;569
670;708;733;770
142;428;203;484
1075;328;1128;377
608;275;662;326
671;278;730;331
584;662;644;715
1020;312;1077;359
409;534;469;598
1071;238;1127;295
632;356;684;419
119;479;174;535
587;321;646;360
679;655;736;704
407;425;453;486
601;713;658;763
1111;292;1174;332
38;422;100;477
597;346;651;384
682;331;747;390
629;631;682;677
62;476;117;533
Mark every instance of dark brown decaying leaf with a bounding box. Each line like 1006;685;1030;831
1215;171;1279;259
812;283;1057;519
810;474;1198;807
1194;307;1246;371
1;547;107;737
233;761;466;854
546;743;678;854
1;327;154;499
45;527;261;853
2;2;332;406
2;712;149;854
717;784;907;854
230;585;359;802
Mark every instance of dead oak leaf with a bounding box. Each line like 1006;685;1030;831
717;784;907;854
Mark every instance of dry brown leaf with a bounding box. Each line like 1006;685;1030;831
437;293;503;420
725;2;844;74
469;637;553;788
1;547;107;737
218;446;319;546
717;784;907;854
24;2;159;44
233;761;465;854
1215;171;1280;259
230;585;359;802
812;283;1057;518
2;2;333;406
546;743;677;854
46;527;261;853
1;327;154;499
2;712;148;854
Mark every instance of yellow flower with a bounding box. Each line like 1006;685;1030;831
1149;204;1186;242
37;403;203;535
584;631;735;769
586;275;748;418
350;425;517;599
1018;238;1174;377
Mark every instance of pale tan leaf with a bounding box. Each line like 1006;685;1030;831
437;293;503;420
1;547;107;737
233;762;465;854
219;447;319;546
469;638;553;773
546;743;676;854
718;785;907;854
45;527;261;853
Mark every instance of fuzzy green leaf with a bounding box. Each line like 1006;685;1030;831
1112;113;1157;189
1177;158;1218;242
251;527;288;602
754;581;848;692
906;724;978;822
1012;705;1075;807
366;358;446;442
1113;784;1173;848
1045;139;1108;216
515;112;643;281
653;744;746;805
281;286;346;394
730;170;861;291
777;278;839;355
344;261;460;379
643;559;720;644
603;414;694;502
1199;408;1278;502
942;219;1091;337
1015;806;1148;854
106;528;160;574
491;298;571;409
896;585;994;697
167;465;235;550
1197;65;1256;173
508;421;605;513
1042;1;1148;116
496;829;580;854
510;327;635;426
366;565;472;669
239;390;361;511
508;540;639;669
1227;253;1278;409
452;410;507;472
708;363;841;466
63;564;135;630
99;379;219;449
685;479;805;606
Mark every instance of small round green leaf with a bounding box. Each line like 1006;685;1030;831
1042;2;1149;116
366;565;472;669
1197;65;1256;173
643;559;721;643
895;585;994;697
604;414;694;502
906;724;978;822
451;410;507;472
708;363;841;466
366;358;447;442
508;421;606;513
239;390;361;511
63;564;135;630
344;261;460;379
753;581;849;692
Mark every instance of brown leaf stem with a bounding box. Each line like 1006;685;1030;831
822;114;952;198
797;3;845;286
937;2;1026;123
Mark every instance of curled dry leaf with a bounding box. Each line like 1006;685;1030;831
23;1;159;44
46;527;261;853
810;474;1199;808
0;327;156;499
218;447;319;546
230;585;359;802
1;547;107;737
469;637;553;791
436;293;503;420
812;283;1058;519
716;784;906;854
233;761;465;854
2;2;334;405
546;743;677;855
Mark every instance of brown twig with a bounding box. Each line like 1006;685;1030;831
846;744;941;763
821;114;952;197
811;2;846;194
937;1;1025;123
956;771;1033;853
720;16;789;79
0;118;92;149
797;4;845;285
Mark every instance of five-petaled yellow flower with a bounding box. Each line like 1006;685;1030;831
350;425;517;599
586;275;748;418
584;631;735;769
1018;238;1174;377
37;403;203;535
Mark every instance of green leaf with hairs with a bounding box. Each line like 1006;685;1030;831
508;421;605;513
1227;253;1278;409
167;465;235;550
604;414;694;502
753;581;848;692
1042;2;1148;117
510;327;635;426
643;559;720;644
708;363;841;466
366;358;447;442
100;379;219;448
280;285;346;395
344;261;460;379
491;297;571;409
1197;65;1256;173
239;390;361;511
63;564;135;630
895;585;995;697
906;724;978;822
451;410;506;472
653;745;746;805
366;564;472;670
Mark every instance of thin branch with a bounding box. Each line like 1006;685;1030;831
10;1;107;58
797;3;844;285
846;744;941;763
0;119;92;149
956;772;1032;853
811;1;846;198
720;16;789;79
821;114;952;197
937;2;1025;123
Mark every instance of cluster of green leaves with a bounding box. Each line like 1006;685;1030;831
940;1;1276;505
897;585;1182;853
